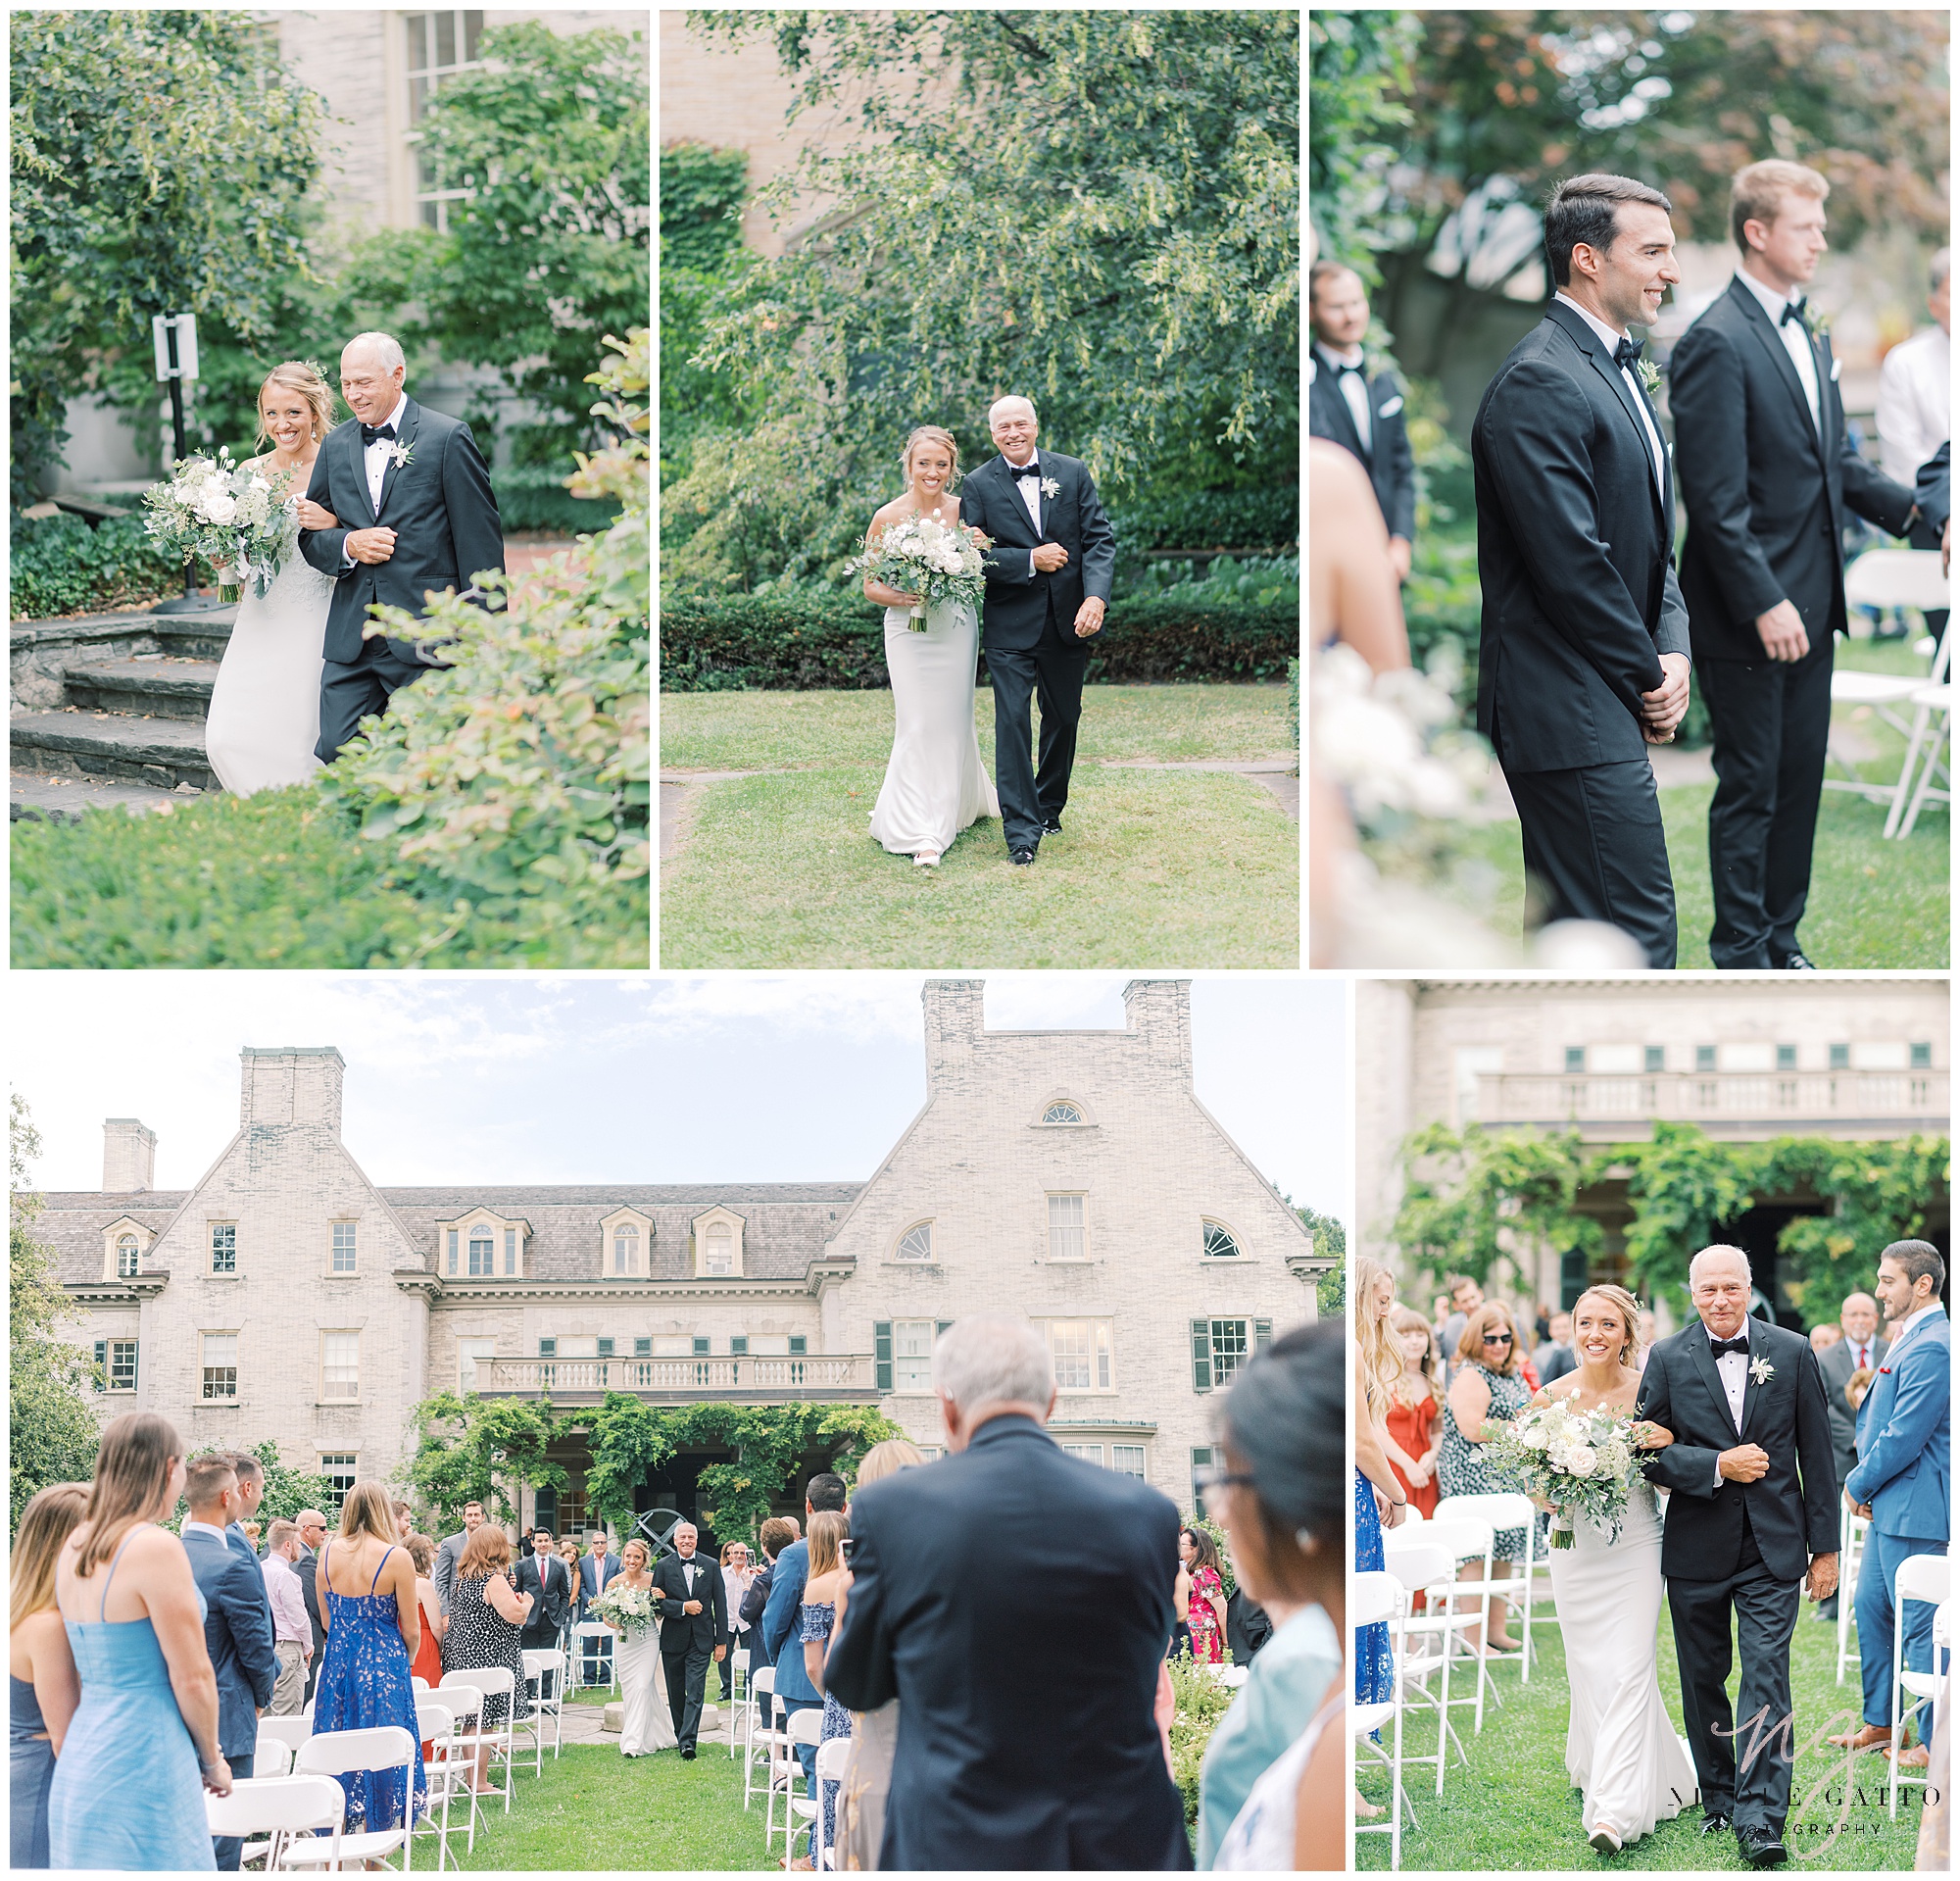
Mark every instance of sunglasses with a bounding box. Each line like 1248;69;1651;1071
1482;1332;1514;1345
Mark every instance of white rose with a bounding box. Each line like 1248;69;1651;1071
1519;1423;1551;1450
1563;1445;1597;1477
202;491;238;524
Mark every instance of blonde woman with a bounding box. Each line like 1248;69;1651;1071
204;360;344;795
1348;1261;1406;1819
1532;1283;1689;1856
12;1482;87;1868
609;1538;676;1757
1387;1306;1446;1516
863;424;999;866
800;1510;856;1858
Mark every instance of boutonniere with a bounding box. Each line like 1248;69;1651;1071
1801;304;1831;342
388;440;415;470
1750;1358;1775;1385
1635;358;1662;400
1041;476;1060;500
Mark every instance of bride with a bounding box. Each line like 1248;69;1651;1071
1537;1283;1698;1856
861;425;999;866
203;362;341;795
607;1539;677;1757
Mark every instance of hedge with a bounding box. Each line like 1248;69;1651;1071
491;468;623;535
660;591;1299;691
1108;486;1298;553
11;510;179;619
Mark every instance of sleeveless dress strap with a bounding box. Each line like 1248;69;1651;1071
94;1525;145;1623
368;1546;395;1595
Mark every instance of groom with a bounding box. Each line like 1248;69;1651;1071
1470;174;1693;967
299;330;504;764
1636;1245;1838;1869
960;396;1116;866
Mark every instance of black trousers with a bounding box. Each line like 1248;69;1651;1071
317;636;426;765
662;1640;712;1751
212;1749;254;1869
1668;1524;1803;1833
1503;756;1677;967
987;594;1090;853
1698;643;1835;968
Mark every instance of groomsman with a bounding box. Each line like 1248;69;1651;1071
1669;160;1919;970
1309;262;1416;581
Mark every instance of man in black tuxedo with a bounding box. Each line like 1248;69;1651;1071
958;396;1117;866
1470;173;1693;967
652;1521;727;1757
1308;261;1415;581
514;1524;572;1651
825;1315;1191;1870
1669;161;1919;969
1636;1246;1839;1869
300;330;505;765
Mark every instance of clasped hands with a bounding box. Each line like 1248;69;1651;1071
1640;652;1691;743
1028;541;1103;636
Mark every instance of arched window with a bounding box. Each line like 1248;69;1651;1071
1201;1221;1243;1261
897;1222;933;1262
613;1224;638;1274
467;1228;494;1276
1041;1101;1084;1124
704;1223;733;1276
117;1234;139;1278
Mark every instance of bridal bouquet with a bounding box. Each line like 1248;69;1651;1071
848;514;987;629
141;448;297;600
591;1580;659;1634
1483;1399;1644;1548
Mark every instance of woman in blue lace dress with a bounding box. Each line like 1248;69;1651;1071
800;1510;856;1859
312;1482;426;1831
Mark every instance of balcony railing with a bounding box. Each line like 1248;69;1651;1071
1474;1070;1947;1128
475;1354;878;1400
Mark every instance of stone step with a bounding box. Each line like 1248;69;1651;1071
59;656;219;720
10;767;194;822
10;709;215;791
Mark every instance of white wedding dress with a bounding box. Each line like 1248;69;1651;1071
867;598;999;857
1548;1477;1698;1847
204;522;335;795
616;1619;677;1756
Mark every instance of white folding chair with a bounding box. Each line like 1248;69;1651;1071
728;1647;752;1757
796;1733;851;1870
1380;1535;1473;1798
412;1676;430;1695
1838;1509;1872;1684
409;1700;460;1871
1890;1554;1951;1818
1420;1512;1501;1733
572;1619;615;1690
1432;1492;1539;1684
1831;554;1948;805
1888;677;1951;837
745;1665;784;1810
206;1773;345;1872
285;1725;419;1870
1352;1569;1408;1869
443;1666;514;1813
254;1736;297;1777
519;1648;565;1769
1930;1601;1952;1753
427;1680;485;1854
769;1706;822;1864
259;1713;314;1761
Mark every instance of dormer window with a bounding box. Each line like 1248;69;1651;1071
598;1207;654;1278
101;1216;154;1282
689;1206;746;1279
467;1227;494;1276
1201;1221;1243;1261
704;1224;733;1275
117;1235;140;1278
896;1222;934;1262
612;1224;639;1275
440;1208;530;1278
1041;1100;1085;1124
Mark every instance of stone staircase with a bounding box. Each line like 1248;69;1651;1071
11;604;234;821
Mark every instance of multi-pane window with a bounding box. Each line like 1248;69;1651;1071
1112;1444;1147;1479
201;1332;239;1400
319;1455;359;1515
1047;1319;1113;1391
1041;1101;1084;1123
1830;1043;1850;1069
504;1228;519;1275
897;1222;933;1262
321;1332;360;1401
893;1320;935;1392
703;1224;733;1275
1695;1045;1717;1071
467;1229;494;1277
93;1339;139;1393
613;1225;638;1275
729;1335;749;1357
788;1335;808;1356
331;1222;357;1273
1563;1047;1586;1073
211;1223;237;1274
1191;1318;1253;1393
1643;1046;1665;1072
117;1235;140;1278
1201;1221;1242;1260
405;11;484;230
1912;1042;1934;1068
1776;1044;1797;1071
1062;1442;1104;1465
1191;1445;1215;1509
1048;1194;1086;1261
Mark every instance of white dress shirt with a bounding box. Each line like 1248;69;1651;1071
1316;343;1373;454
182;1518;230;1546
1885;1301;1942;1356
1844;1333;1877;1374
1734;269;1821;436
1004;451;1043;533
362;390;410;513
1705;1319;1754;1488
1553;292;1665;499
1875;322;1951;485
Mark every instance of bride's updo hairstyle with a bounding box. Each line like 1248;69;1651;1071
900;424;961;492
1572;1282;1644;1367
255;360;337;452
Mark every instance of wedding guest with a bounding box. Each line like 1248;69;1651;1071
181;1455;276;1869
216;1453;275;1658
608;1538;674;1757
402;1533;446;1691
1171;1544;1195;1661
1876;250;1950;490
1387;1306;1445;1516
742;1516;799;1635
1226;1588;1276;1668
432;1499;485;1614
50;1412;231;1870
765;1478;848;1794
10;1482;86;1870
825;1315;1190;1869
313;1483;424;1831
558;1537;586;1624
239;1521;263;1558
1636;1310;1659;1372
801;1510;856;1856
1350;1261;1405;1819
261;1521;314;1714
1534;1312;1578;1388
1671;159;1920;970
830;1439;924;1872
1810;1323;1843;1355
392;1500;415;1543
1441;1303;1533;1651
514;1524;571;1652
1202;1323;1345;1869
718;1539;755;1702
1181;1527;1229;1664
293;1509;328;1703
1440;1275;1483;1376
579;1528;621;1608
442;1525;532;1793
653;1521;729;1759
1308;262;1416;583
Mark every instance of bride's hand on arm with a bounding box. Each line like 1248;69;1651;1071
295;498;338;531
1630;1419;1674;1450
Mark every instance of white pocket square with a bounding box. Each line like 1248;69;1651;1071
1376;395;1404;419
1830;357;1842;382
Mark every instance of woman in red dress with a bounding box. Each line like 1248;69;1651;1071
1178;1526;1229;1663
1384;1307;1445;1517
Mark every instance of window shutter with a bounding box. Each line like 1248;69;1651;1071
936;1319;953;1340
129;1343;139;1392
1191;1319;1212;1393
1253;1318;1274;1354
692;1336;710;1357
94;1340;107;1390
789;1334;808;1357
538;1336;557;1358
596;1337;614;1359
874;1321;893;1392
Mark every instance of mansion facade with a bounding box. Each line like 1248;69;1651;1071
45;981;1323;1532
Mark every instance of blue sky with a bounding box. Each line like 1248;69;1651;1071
13;974;1349;1225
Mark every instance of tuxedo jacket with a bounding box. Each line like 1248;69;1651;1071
959;452;1116;654
1309;347;1416;542
183;1529;279;1758
298;397;504;667
652;1552;727;1653
824;1415;1191;1872
514;1549;571;1635
1670;276;1917;661
1846;1309;1949;1542
1636;1317;1838;1583
1471;300;1690;773
1816;1331;1888;1486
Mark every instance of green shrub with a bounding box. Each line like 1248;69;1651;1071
660;591;1298;691
492;468;622;535
1121;554;1299;607
11;511;179;620
1110;486;1298;553
1166;1652;1237;1831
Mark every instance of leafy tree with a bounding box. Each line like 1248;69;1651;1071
1762;1134;1948;1315
10;11;326;500
660;143;758;486
404;1392;570;1531
1307;10;1418;281
1619;1120;1763;1304
1294;1203;1348;1314
10;1096;102;1530
181;1440;338;1529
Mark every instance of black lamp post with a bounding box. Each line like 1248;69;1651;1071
150;311;210;614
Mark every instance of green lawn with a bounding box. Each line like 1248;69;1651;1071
661;684;1298;968
1356;1590;1925;1871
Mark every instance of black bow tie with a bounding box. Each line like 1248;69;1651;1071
1328;356;1366;376
1710;1337;1750;1359
1007;460;1039;480
1613;335;1644;371
361;422;397;446
1780;297;1808;328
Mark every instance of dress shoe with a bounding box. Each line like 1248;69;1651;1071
1737;1824;1788;1867
681;1746;696;1760
1777;949;1817;970
1699;1812;1732;1837
1040;817;1062;836
1009;847;1036;866
1889;1743;1931;1769
1827;1722;1895;1753
1589;1825;1622;1855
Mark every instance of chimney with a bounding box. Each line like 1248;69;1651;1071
102;1118;157;1192
1122;980;1194;1079
239;1048;345;1136
921;980;986;1089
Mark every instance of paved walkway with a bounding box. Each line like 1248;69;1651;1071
560;1696;737;1747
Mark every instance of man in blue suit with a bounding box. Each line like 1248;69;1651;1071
762;1471;849;1796
181;1456;277;1869
1833;1241;1950;1767
825;1316;1191;1870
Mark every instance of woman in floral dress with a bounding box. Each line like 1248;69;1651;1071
1439;1302;1535;1651
1179;1527;1229;1664
801;1511;856;1858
